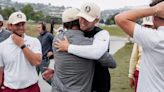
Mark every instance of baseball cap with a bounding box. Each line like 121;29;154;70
62;8;79;23
0;14;3;21
8;11;26;24
77;2;100;22
142;16;153;26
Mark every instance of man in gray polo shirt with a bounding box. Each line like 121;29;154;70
0;14;11;42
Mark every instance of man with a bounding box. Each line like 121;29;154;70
0;11;42;92
0;14;11;92
0;14;11;42
115;0;164;92
36;22;54;84
128;16;154;92
44;8;116;92
55;2;111;92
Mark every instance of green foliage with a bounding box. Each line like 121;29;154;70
32;11;44;22
100;19;104;24
100;25;127;37
1;7;16;20
21;4;34;20
110;43;134;92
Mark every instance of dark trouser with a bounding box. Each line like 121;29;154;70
134;69;139;92
36;57;51;85
2;83;40;92
91;62;110;92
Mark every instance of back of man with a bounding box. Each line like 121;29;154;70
52;29;95;92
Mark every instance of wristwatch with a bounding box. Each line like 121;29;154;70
20;44;26;49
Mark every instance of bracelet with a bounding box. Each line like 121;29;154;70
20;44;26;49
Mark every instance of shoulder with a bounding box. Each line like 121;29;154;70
94;30;110;38
25;35;40;42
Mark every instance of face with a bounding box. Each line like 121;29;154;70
12;22;26;36
7;24;14;32
36;24;43;34
79;17;97;31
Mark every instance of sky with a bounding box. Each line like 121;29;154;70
12;0;151;10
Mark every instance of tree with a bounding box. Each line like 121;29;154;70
21;4;34;20
32;11;44;22
100;19;104;24
1;7;16;20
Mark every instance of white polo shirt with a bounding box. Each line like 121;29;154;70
68;30;110;60
133;24;164;92
0;34;42;89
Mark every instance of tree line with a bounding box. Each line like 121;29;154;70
0;4;62;24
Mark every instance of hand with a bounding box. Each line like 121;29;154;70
12;34;24;47
47;51;53;58
154;1;164;18
42;67;54;81
129;78;134;88
54;36;69;52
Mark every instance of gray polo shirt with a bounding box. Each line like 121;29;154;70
52;30;95;92
0;29;11;42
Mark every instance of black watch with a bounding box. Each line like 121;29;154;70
20;44;26;49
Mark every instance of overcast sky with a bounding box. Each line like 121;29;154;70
12;0;151;10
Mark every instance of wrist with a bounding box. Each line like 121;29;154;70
20;44;26;49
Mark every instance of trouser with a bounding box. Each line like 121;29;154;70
91;62;110;92
2;83;40;92
36;57;51;85
134;69;139;92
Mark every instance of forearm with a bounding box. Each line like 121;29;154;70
68;44;107;60
115;7;156;37
22;47;41;66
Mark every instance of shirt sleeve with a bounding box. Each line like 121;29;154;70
68;30;110;60
133;24;159;50
128;43;139;78
32;38;42;54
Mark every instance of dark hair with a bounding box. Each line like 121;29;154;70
0;21;3;27
149;0;163;6
38;21;46;30
63;19;80;29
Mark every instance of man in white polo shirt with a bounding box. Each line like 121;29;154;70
115;0;164;92
0;11;42;92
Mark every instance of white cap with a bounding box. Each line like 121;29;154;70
0;14;3;21
77;2;100;22
62;8;79;23
8;11;26;24
142;16;153;26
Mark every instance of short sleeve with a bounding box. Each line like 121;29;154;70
133;24;159;49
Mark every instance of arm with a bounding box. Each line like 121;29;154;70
114;2;164;37
128;43;139;78
68;31;110;60
98;52;116;68
12;34;42;66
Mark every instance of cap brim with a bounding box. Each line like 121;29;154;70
12;20;26;24
142;22;153;26
77;12;95;22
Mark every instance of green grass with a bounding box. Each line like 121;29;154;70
110;43;134;92
100;25;127;37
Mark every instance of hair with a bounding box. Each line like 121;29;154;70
38;21;46;31
0;22;3;27
149;0;163;6
63;19;80;29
